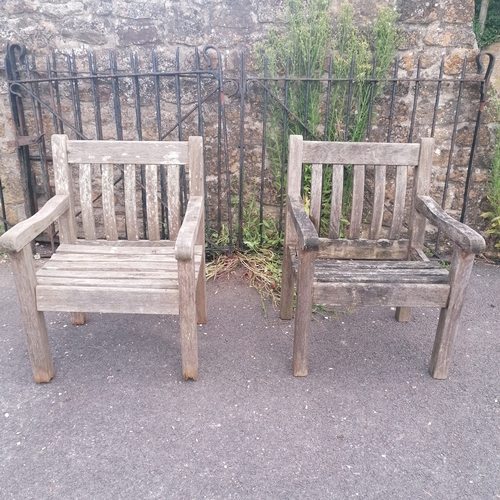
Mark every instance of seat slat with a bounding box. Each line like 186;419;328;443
58;242;178;255
313;282;450;308
37;285;179;315
37;276;179;288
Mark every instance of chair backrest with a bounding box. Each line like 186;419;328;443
51;135;203;244
286;135;434;259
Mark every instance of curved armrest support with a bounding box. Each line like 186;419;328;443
175;196;203;261
0;195;69;253
288;195;319;252
416;196;485;254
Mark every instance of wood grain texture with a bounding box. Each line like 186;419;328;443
52;135;77;244
175;196;203;261
288;195;319;251
145;164;160;240
429;247;476;379
10;246;54;382
349;165;365;239
67;139;189;165
124;164;139;241
168;164;181;239
369;165;386;240
328;165;344;239
389;166;408;239
0;195;68;252
293;249;316;377
416;196;485;253
79;164;97;240
101;163;118;241
318;238;409;260
309;163;322;233
302;141;420;165
178;259;198;380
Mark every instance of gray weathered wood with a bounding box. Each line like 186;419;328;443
0;195;69;253
309;163;323;233
79;164;97;240
389;166;408;239
288;195;319;252
313;282;450;308
408;137;433;252
328;165;344;239
101;163;118;241
349;165;365;239
318;238;409;260
168;164;181;239
145;164;160;240
178;259;198;380
302;141;420;166
8;135;206;382
293;248;316;377
175;197;203;261
10;246;54;382
67;139;189;165
124;164;139;241
52;135;77;244
369;165;386;240
429;247;475;379
416;196;485;254
395;307;412;322
37;285;179;315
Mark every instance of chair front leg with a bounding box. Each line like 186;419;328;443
178;259;198;381
10;246;54;383
292;249;316;377
429;246;475;379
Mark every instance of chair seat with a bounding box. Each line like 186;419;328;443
36;241;203;315
291;251;450;308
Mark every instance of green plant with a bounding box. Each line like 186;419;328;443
481;98;500;256
474;0;500;48
259;1;399;235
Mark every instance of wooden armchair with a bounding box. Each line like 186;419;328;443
0;135;206;382
280;135;485;379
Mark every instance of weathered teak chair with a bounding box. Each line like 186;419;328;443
0;135;206;382
280;135;485;379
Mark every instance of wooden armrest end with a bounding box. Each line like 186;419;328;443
175;196;203;261
0;195;69;253
288;195;319;252
416;196;485;254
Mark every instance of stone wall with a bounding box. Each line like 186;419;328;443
0;0;496;238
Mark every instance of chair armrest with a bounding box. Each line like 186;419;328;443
415;196;485;254
175;196;203;261
287;195;319;252
0;195;69;253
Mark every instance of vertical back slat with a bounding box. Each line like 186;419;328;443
79;164;96;240
145;164;160;241
309;163;322;233
52;134;77;244
328;165;344;239
369;165;386;239
168;164;181;239
101;163;118;241
389;165;408;239
349;164;365;239
124;164;138;241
